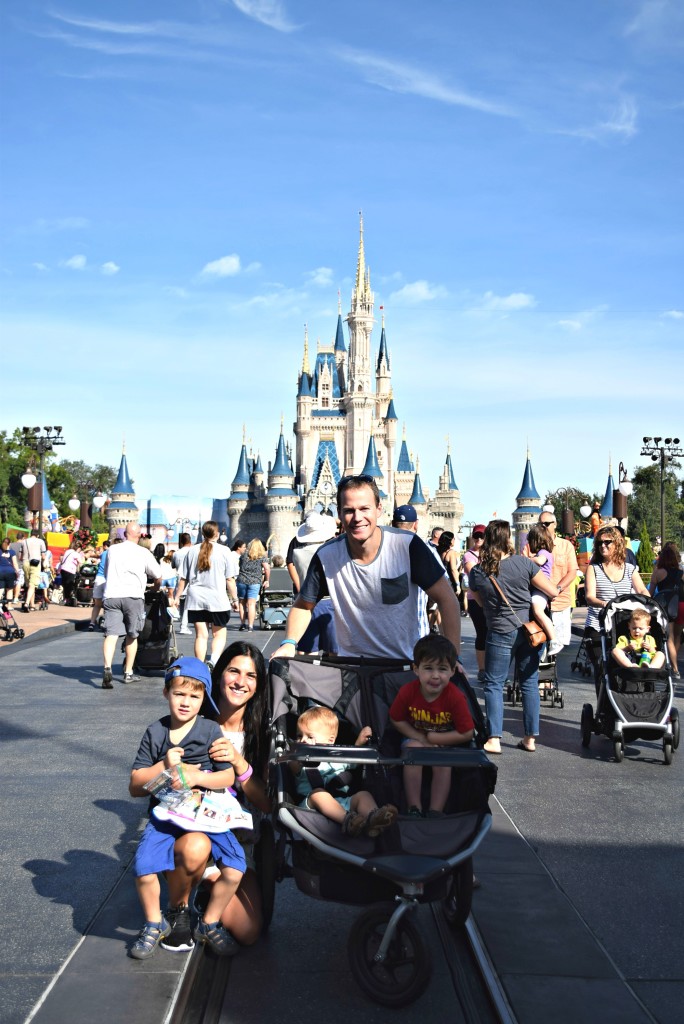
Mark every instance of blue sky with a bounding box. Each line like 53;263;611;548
2;0;682;524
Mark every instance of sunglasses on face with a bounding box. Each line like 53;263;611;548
598;539;614;547
472;532;484;539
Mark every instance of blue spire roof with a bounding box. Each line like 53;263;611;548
112;451;134;495
445;453;458;490
298;372;312;397
376;324;390;373
272;432;294;477
409;471;426;505
397;439;413;473
312;352;342;399
254;453;264;474
334;313;346;352
385;398;398;421
232;445;250;487
361;437;383;479
600;474;615;518
516;456;540;502
311;440;341;488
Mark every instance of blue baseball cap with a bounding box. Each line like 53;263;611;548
164;656;218;713
393;504;418;524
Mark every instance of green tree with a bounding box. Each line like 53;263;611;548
627;463;684;546
636;522;655;576
542;487;602;533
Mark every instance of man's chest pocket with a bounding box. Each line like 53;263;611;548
381;572;409;605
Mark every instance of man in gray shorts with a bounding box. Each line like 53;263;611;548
102;522;162;688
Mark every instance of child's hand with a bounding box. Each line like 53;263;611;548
176;764;205;789
355;726;372;746
426;731;445;746
164;746;184;769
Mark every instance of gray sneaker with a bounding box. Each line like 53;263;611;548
194;919;239;957
102;667;113;689
161;904;194;952
123;671;140;683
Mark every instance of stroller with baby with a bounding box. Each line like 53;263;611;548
74;561;98;606
268;654;497;1006
259;567;293;631
580;594;679;764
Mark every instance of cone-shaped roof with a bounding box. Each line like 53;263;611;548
600;474;615;518
112;450;134;496
272;431;294;477
231;444;251;487
397;438;413;472
254;453;264;475
385;398;398;421
409;471;426;505
516;455;540;502
376;323;390;373
298;372;312;397
445;452;458;490
360;436;383;479
334;313;346;353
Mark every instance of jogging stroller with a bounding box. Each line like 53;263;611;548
580;594;679;764
268;654;497;1006
131;589;178;673
259;567;293;631
74;562;98;606
507;650;564;709
1;602;25;642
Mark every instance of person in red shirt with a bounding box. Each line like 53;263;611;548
389;634;474;818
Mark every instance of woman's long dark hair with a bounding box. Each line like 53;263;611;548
153;543;166;563
198;521;218;572
479;520;513;577
209;641;269;772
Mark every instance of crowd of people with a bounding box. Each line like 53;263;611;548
4;479;682;963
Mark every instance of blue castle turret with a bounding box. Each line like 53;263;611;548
599;463;615;519
105;446;139;532
512;449;541;553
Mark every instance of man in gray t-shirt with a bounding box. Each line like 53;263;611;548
272;477;462;663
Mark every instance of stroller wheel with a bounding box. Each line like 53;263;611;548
581;704;593;748
559;693;565;709
15;629;25;640
571;662;577;672
613;735;624;763
663;738;673;766
506;684;512;703
442;857;473;929
670;708;680;751
255;819;277;933
348;903;431;1007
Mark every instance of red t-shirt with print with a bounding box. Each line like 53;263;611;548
389;679;474;736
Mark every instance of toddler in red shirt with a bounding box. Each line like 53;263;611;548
389;634;474;818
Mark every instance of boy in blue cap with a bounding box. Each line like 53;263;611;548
128;656;245;959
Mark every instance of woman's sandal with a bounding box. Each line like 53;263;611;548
516;741;536;752
129;917;171;959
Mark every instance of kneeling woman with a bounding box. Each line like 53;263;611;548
469;520;556;754
162;641;271;950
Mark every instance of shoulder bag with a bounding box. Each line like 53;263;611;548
489;574;547;648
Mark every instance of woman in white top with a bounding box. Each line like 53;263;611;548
174;521;237;668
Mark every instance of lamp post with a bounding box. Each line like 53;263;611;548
612;462;633;523
640;437;682;548
544;493;575;536
21;426;65;543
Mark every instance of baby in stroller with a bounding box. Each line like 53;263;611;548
290;707;398;838
611;607;665;671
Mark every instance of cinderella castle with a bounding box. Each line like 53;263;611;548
223;217;464;555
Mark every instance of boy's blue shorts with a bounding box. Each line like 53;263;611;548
134;817;246;877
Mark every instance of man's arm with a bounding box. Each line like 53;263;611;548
426;576;462;658
556;541;579;592
270;597;316;659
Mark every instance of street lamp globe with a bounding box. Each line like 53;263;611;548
21;471;37;489
579;504;592;518
92;493;107;510
68;495;80;512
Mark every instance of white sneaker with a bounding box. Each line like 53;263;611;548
177;627;192;635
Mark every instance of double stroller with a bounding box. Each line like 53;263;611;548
267;654;497;1006
581;594;679;764
259;567;293;631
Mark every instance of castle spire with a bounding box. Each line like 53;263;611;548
409;460;426;505
302;325;311;375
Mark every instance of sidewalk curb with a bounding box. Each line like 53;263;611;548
0;621;77;658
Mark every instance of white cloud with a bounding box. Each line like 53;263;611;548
245;261;262;273
231;0;297;33
560;95;638;142
62;254;87;270
389;280;447;304
557;319;582;331
337;48;514;117
306;266;333;288
662;309;684;319
101;261;120;275
201;254;241;277
624;0;684;45
481;291;537;311
32;262;49;272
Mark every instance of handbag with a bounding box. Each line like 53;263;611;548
654;590;679;622
489;574;547;648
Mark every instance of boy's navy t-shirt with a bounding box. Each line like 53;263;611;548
132;715;223;773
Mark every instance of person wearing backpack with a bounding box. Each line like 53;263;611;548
649;542;684;678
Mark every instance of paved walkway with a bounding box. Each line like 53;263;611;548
1;616;681;1024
